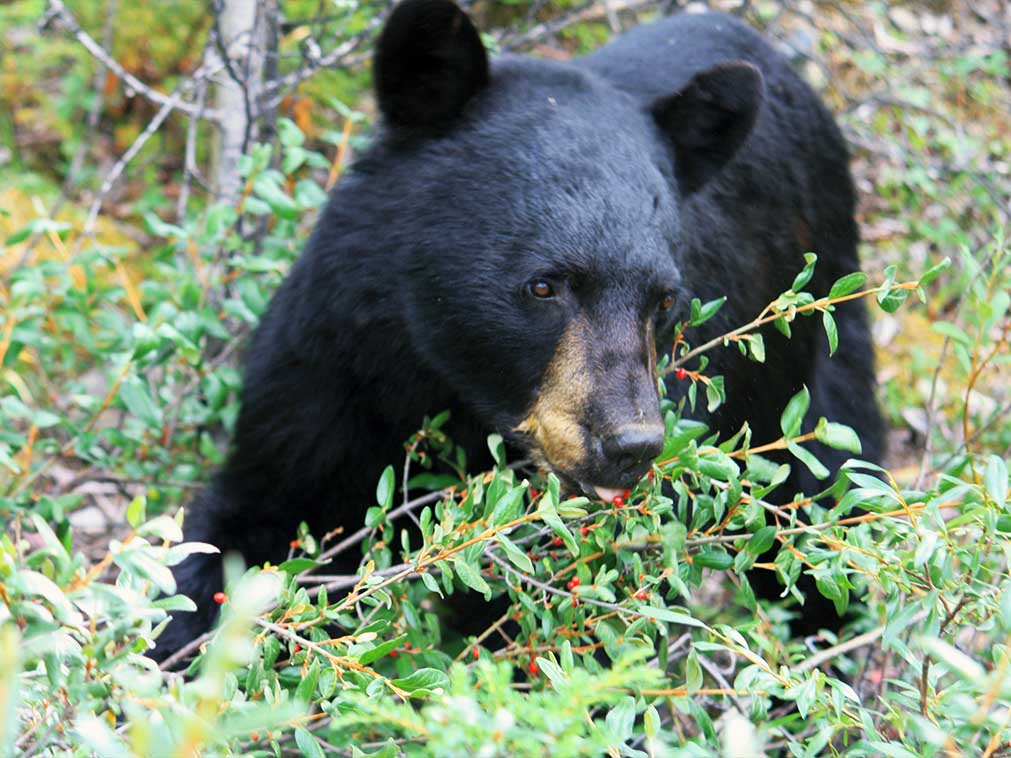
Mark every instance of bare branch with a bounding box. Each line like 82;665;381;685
41;0;222;122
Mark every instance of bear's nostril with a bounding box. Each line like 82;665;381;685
601;426;665;476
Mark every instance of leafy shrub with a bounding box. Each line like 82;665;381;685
2;2;1010;755
3;130;1009;752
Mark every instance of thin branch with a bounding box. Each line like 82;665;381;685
667;281;920;374
176;73;209;221
41;0;221;122
158;629;214;671
795;609;929;672
81;56;224;236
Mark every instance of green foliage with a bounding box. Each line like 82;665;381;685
3;145;1009;751
2;2;1010;755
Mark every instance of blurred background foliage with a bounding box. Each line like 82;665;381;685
1;0;1009;755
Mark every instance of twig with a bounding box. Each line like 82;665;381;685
158;629;214;671
81;54;224;237
796;608;929;672
41;0;221;121
915;335;952;490
667;281;920;374
314;488;448;564
486;549;696;626
257;14;387;112
176;72;209;221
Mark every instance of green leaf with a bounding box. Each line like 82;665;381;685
705;375;725;413
793;676;817;719
390;668;449;696
278;558;326;574
877;285;910;313
815;419;862;454
19;571;83;627
918;636;985;682
420;571;443;597
295;657;320;700
277;117;306;148
685;648;703;692
487;433;505;466
823;311;838;356
0;625;20;753
984;455;1008;507
999;583;1011;632
690;296;727;326
606;696;636;742
746;526;777;555
119;375;163;428
153;595;197;612
932;321;974;346
917;256;951;287
694;550;735;570
489;486;525;527
495;534;534;573
791;252;818;291
376;465;395;509
252;175;298;220
137;515;183;542
644;705;660;740
828;271;867;298
452;557;491;598
557;496;589;518
294;727;326;758
787;440;829;480
780;386;810;438
126;496;146;529
357;634;407;666
534;656;567;688
637;605;705;628
865;743;920;758
537;493;579;557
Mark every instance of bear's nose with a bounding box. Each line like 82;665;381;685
601;426;665;478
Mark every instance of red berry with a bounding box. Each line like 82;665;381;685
551;537;563;547
636;590;649;600
289;539;300;549
472;647;480;660
389;649;398;657
293;644;300;653
566;577;580;590
579;525;589;536
623;489;631;499
528;660;539;675
612;495;624;507
213;591;227;604
675;367;688;380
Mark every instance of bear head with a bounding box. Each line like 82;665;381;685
365;0;763;499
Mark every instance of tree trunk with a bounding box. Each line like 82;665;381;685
210;0;275;205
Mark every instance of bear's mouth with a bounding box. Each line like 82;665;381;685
589;485;626;503
548;466;633;504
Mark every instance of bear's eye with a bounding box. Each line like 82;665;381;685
528;279;556;300
658;293;676;311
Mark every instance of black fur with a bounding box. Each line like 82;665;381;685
153;2;882;659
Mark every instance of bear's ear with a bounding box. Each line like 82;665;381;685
374;0;489;131
652;62;764;194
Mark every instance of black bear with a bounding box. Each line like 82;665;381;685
154;0;882;659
